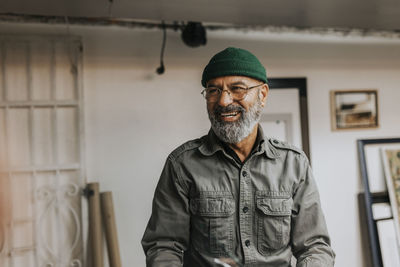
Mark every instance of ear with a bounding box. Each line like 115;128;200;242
259;83;269;107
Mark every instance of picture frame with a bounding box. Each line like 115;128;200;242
381;148;400;251
358;138;400;267
331;89;378;130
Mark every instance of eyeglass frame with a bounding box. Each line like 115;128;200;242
201;82;266;102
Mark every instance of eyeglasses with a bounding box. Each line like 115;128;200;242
201;83;265;102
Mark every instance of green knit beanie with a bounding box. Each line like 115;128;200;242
201;47;268;87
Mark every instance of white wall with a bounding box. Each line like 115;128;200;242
2;22;400;267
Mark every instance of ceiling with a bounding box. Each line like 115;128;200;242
1;0;400;31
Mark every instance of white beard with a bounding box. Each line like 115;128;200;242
208;98;263;144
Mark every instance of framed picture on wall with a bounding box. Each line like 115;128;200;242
381;148;400;250
330;89;378;130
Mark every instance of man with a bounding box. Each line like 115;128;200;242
142;47;335;267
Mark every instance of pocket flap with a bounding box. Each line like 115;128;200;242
190;194;235;217
256;197;292;216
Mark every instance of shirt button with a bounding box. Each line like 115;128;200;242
245;240;250;247
242;207;249;213
242;171;247;177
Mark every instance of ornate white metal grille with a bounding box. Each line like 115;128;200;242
0;35;84;267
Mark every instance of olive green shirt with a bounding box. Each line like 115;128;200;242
142;126;335;267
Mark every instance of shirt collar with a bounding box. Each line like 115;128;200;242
198;124;279;159
198;128;224;156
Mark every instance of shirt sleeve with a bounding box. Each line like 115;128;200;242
291;157;336;267
141;155;190;267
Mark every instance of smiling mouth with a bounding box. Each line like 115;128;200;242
220;111;240;118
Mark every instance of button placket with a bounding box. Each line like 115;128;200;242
239;164;253;262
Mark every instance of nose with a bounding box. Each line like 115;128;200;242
217;89;233;107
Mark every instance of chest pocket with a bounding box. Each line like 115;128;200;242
190;192;235;255
256;192;293;255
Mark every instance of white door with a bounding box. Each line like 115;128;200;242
0;35;85;267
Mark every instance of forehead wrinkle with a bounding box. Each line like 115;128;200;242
207;79;252;88
230;81;247;86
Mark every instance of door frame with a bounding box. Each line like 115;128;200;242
268;78;310;160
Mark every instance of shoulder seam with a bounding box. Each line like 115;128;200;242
268;138;303;155
169;138;203;160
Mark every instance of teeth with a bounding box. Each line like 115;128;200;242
221;112;239;117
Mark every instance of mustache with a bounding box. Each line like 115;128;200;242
213;104;245;116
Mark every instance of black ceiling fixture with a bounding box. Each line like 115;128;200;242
181;22;207;47
156;21;207;75
156;22;167;75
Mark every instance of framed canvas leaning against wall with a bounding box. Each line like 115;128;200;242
381;149;400;249
358;138;400;267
